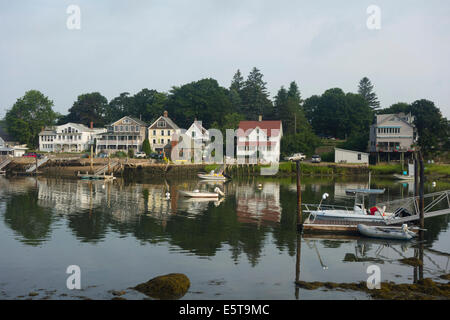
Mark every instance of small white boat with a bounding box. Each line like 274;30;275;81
357;224;417;240
178;187;225;198
197;171;227;181
393;174;414;181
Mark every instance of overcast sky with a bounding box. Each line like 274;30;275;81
1;0;449;119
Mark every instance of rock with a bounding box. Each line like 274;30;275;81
134;273;190;300
111;290;126;296
28;292;39;297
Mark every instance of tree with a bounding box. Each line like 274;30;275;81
410;99;446;155
166;78;232;129
4;90;58;148
358;77;380;110
105;92;133;124
378;100;448;155
65;92;108;127
142;138;152;156
230;69;244;93
240;67;273;120
130;89;167;123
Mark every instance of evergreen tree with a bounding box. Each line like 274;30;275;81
358;77;380;110
142;138;152;156
240;67;273;120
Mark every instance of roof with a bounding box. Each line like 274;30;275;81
335;148;369;156
376;113;415;128
237;121;282;137
149;116;180;130
109;116;148;127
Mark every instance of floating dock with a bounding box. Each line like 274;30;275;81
77;171;116;180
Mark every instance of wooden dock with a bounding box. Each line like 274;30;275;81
302;218;421;235
77;171;116;181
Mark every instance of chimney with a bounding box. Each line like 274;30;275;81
164;110;168;118
90;121;94;129
258;115;262;122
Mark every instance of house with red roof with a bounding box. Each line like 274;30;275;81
236;116;283;164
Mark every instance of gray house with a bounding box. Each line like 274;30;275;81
369;112;418;162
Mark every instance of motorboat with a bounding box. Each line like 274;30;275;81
178;187;225;198
304;191;395;223
357;224;417;240
197;164;230;181
197;172;228;181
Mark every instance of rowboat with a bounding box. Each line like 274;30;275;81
357;224;417;240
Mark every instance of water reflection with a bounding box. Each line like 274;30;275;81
0;176;449;268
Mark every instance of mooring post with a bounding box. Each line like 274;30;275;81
296;160;303;231
414;153;418;198
419;151;425;230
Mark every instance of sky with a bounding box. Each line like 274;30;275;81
0;0;449;118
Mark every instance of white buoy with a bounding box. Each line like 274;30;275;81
432;181;437;187
165;192;171;200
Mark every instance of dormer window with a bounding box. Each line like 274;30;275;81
157;120;166;128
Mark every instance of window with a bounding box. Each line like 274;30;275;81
161;130;165;136
136;126;139;131
358;154;362;161
192;131;195;138
125;126;129;132
161;139;165;144
167;130;171;136
168;139;170;143
153;139;156;144
153;130;156;136
157;120;166;128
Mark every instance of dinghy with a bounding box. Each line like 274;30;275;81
357;224;417;240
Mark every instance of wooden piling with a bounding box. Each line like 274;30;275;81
419;152;425;230
296;160;303;231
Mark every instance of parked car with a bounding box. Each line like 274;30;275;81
23;152;42;159
96;153;108;158
285;153;306;161
149;153;163;160
311;155;321;163
135;152;147;159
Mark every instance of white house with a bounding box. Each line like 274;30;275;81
335;148;369;165
39;123;106;153
183;120;210;160
369;112;417;154
236;117;283;164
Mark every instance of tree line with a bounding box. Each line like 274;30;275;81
3;69;449;157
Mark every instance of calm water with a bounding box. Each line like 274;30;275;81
0;175;449;300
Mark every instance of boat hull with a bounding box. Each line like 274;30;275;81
197;173;227;181
178;190;219;198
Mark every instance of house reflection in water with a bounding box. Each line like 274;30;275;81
234;182;282;226
36;179;176;224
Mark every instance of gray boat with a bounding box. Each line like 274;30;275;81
357;224;417;240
